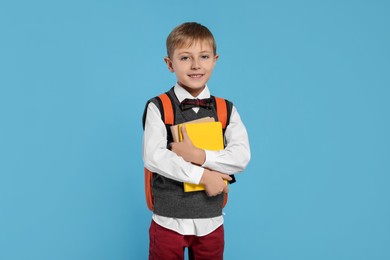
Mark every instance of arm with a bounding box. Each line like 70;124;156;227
170;125;206;166
170;125;232;196
144;102;232;196
143;102;204;184
171;106;251;175
203;106;251;174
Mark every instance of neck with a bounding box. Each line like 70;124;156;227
178;82;205;98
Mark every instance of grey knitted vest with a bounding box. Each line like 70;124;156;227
147;87;225;218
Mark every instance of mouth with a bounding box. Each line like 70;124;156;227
188;74;204;79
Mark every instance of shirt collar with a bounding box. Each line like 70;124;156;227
174;83;211;103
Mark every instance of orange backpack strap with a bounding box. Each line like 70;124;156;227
213;96;235;207
144;92;174;211
157;93;174;125
214;96;228;129
144;168;154;211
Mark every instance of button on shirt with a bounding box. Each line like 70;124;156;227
143;83;250;236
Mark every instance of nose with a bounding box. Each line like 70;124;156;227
191;59;200;70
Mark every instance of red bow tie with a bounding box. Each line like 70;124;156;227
180;98;213;110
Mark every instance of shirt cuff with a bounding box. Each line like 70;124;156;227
188;166;205;185
202;150;219;169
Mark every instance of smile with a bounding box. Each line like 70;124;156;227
188;74;203;78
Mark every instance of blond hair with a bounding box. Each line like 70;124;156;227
166;22;217;58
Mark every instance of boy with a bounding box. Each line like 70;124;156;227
143;22;250;260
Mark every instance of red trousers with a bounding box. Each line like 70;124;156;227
149;220;225;260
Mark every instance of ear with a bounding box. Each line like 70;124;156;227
214;54;219;63
164;57;174;72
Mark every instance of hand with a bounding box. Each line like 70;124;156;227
170;125;206;165
200;169;232;197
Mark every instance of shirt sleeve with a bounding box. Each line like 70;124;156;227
202;106;251;175
143;102;204;184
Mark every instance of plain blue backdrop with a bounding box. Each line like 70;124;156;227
1;0;389;259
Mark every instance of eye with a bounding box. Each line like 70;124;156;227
201;55;210;60
180;56;190;61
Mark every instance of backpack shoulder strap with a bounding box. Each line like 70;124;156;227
144;91;175;211
213;96;233;130
142;91;175;129
212;96;235;206
214;96;228;129
157;93;174;125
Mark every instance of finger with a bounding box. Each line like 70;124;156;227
221;174;232;181
169;142;177;152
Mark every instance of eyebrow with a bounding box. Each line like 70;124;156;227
177;50;213;55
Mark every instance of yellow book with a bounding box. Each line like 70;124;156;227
178;121;227;192
170;117;214;143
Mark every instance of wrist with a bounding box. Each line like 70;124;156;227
200;169;211;185
192;147;206;166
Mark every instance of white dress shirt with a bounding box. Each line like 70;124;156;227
143;83;250;236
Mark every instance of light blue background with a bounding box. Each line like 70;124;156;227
1;0;389;259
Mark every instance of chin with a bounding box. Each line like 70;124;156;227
189;85;206;90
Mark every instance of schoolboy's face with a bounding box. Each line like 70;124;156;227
164;40;218;97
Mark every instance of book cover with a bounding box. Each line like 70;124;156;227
177;121;227;192
170;117;214;143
